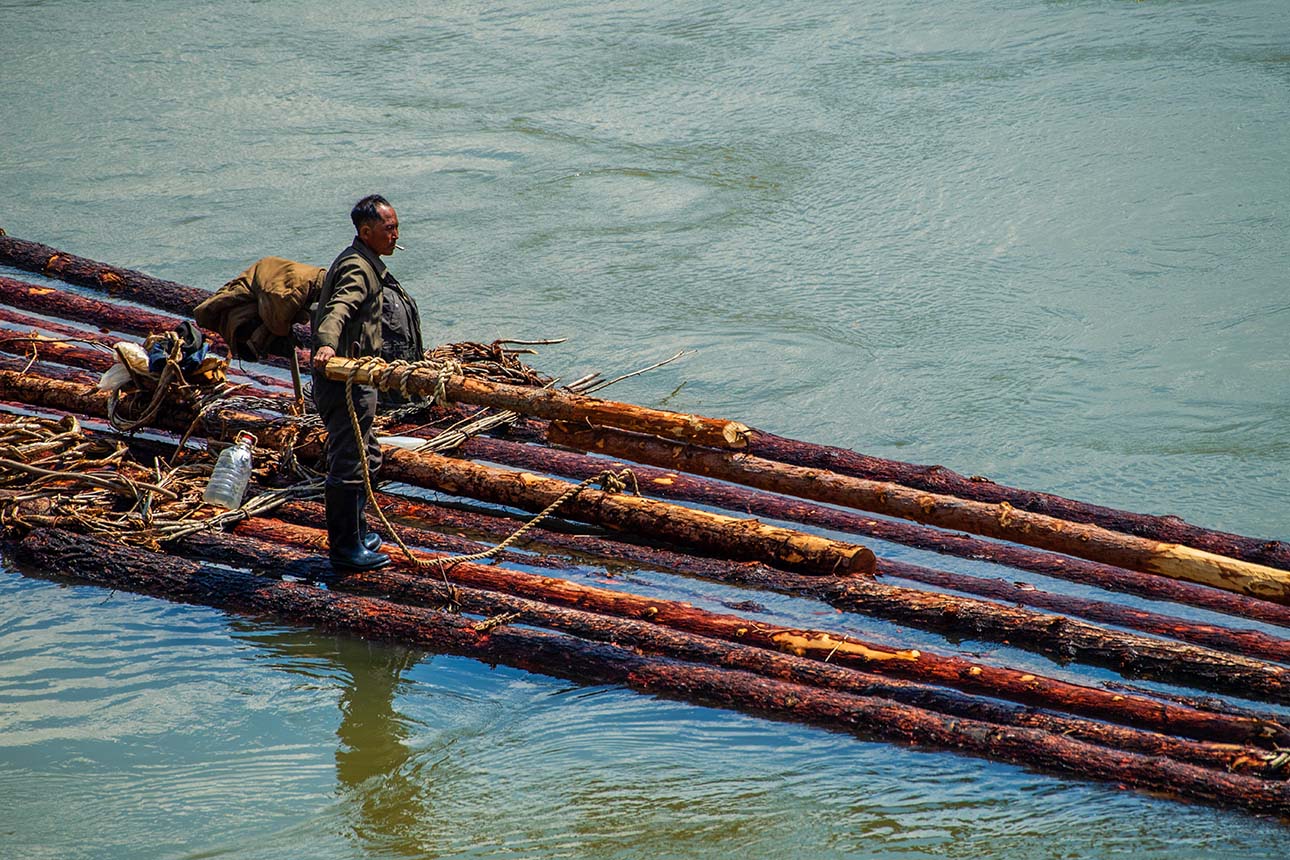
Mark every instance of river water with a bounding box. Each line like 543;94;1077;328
1;0;1288;857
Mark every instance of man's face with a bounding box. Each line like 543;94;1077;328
359;204;399;256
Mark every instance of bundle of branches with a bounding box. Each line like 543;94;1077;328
423;339;556;388
0;412;315;549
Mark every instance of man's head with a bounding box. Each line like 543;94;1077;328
351;194;399;257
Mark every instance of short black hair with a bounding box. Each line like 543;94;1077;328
351;194;392;229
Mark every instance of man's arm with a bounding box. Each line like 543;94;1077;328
312;258;371;367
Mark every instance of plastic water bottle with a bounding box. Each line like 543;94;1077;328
203;431;256;510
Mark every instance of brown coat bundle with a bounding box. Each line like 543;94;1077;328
193;256;325;358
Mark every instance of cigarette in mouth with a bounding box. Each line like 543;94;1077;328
394;243;406;251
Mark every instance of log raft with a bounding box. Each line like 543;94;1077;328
544;423;1290;604
14;529;1290;817
3;370;1289;708
3;227;1283;570
174;526;1290;779
4;244;1290;817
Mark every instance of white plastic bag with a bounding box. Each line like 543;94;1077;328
96;342;150;392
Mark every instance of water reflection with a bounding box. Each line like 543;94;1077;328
227;620;427;856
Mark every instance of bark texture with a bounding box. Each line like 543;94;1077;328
13;527;1290;816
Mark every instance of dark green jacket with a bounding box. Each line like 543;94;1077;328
312;239;387;358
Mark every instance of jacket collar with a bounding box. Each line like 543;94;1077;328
349;237;389;280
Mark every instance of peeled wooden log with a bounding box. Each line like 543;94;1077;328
421;429;1290;631
374;447;874;576
549;423;1290;604
0;232;208;314
173;527;1289;779
742;429;1290;572
228;516;1290;747
15;528;1290;815
323;356;751;450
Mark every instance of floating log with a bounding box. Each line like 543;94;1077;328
435;429;1290;631
548;423;1290;604
228;516;1290;747
0;275;192;341
376;446;874;576
877;559;1290;665
174;526;1289;779
14;528;1290;815
741;429;1290;572
0;232;208;314
323;356;752;450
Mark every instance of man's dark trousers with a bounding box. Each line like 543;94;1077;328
312;372;382;488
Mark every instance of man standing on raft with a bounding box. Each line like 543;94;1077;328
311;194;402;571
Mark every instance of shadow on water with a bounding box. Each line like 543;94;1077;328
226;620;429;857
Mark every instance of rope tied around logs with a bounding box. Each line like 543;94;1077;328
344;355;463;406
339;358;638;583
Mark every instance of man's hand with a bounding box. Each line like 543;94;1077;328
313;345;336;370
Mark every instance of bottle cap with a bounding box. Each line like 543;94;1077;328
234;430;257;447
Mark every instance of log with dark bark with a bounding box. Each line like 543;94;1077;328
0;275;194;342
12;527;1290;815
425;429;1290;632
548;423;1290;604
0;369;299;448
0;307;291;391
0;355;98;385
0;276;304;373
0;331;287;401
173;527;1290;779
228;516;1290;747
877;559;1290;665
0;232;209;314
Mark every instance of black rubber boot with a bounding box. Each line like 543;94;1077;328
358;496;382;551
325;485;391;572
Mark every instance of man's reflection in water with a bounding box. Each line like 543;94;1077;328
229;620;427;856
